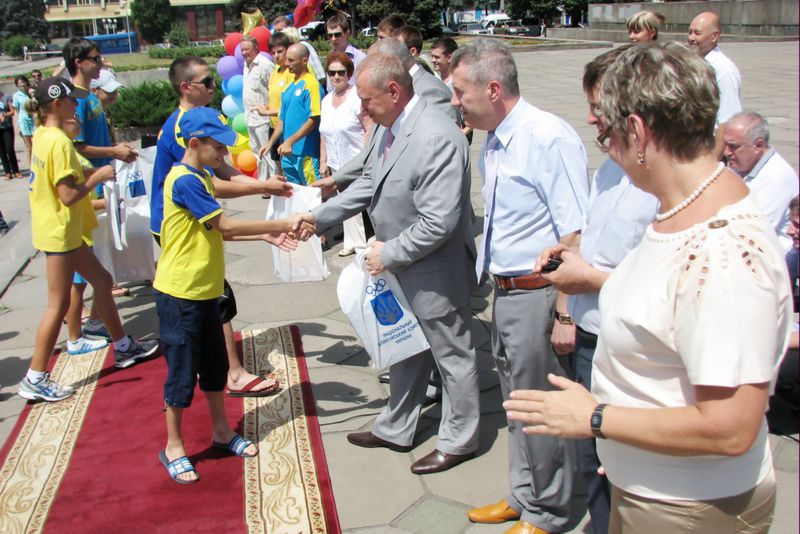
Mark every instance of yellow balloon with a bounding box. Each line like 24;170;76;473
229;133;251;155
242;10;264;35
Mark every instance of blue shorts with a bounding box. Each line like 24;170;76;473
72;245;93;284
155;290;228;408
280;154;319;186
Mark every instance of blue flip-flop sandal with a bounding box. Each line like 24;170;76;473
212;434;258;458
159;449;199;485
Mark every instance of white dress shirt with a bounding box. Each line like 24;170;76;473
705;46;742;124
478;98;589;276
742;148;798;251
242;53;274;127
319;87;365;171
569;160;658;334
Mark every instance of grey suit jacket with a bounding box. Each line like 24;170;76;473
313;99;477;320
333;69;459;191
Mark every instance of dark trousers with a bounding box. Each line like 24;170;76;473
0;128;18;174
570;327;611;534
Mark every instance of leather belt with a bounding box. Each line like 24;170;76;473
492;273;551;291
576;326;598;347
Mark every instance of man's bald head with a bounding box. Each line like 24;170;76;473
368;38;415;70
688;11;721;56
285;43;309;76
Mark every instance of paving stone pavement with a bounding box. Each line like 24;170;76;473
0;41;797;533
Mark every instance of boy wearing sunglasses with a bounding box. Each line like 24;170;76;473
63;38;138;169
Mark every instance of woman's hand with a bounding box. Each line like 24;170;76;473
504;373;597;439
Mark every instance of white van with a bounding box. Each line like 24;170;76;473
480;13;512;32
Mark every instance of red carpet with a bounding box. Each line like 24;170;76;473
0;326;340;534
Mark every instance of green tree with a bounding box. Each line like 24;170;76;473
507;0;560;22
357;0;442;37
0;0;49;42
131;0;173;44
562;0;587;26
226;0;297;29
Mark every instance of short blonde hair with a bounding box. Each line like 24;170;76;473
626;11;663;40
600;42;718;162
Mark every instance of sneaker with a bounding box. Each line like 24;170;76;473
82;321;111;340
114;336;160;369
67;336;109;355
18;374;75;402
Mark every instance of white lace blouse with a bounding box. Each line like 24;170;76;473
592;194;792;500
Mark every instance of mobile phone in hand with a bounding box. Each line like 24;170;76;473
541;258;562;273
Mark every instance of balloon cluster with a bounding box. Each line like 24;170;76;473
217;23;273;177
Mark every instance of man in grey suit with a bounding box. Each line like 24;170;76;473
298;53;480;475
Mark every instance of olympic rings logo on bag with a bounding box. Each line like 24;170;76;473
366;279;387;295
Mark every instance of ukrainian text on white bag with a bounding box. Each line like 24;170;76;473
337;252;430;369
266;184;329;282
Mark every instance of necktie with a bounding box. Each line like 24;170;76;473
382;128;395;163
475;132;501;281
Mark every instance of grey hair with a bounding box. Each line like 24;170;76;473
281;27;301;43
240;35;258;49
729;111;770;145
449;38;519;97
367;38;415;70
600;41;718;162
356;53;413;93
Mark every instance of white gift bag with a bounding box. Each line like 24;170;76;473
93;148;157;283
337;251;430;369
266;184;329;282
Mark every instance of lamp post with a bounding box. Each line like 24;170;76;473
119;0;133;53
102;18;118;34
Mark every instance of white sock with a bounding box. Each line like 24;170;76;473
26;369;47;384
114;336;132;352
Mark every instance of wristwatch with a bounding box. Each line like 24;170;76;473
590;403;608;439
554;311;574;325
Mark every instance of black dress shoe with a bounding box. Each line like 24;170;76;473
346;431;411;453
410;449;475;474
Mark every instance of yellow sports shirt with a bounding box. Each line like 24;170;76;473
29;126;97;252
268;66;295;129
153;163;225;300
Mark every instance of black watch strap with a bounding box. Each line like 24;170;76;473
591;403;608;439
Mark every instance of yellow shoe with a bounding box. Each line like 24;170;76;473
467;498;521;524
504;520;551;534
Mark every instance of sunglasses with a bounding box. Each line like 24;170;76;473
189;76;215;89
327;31;344;38
327;69;347;77
83;55;103;65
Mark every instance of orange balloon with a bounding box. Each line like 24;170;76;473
237;150;257;172
229;151;239;167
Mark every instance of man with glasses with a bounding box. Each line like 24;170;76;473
63;37;137;167
30;70;43;90
325;14;365;91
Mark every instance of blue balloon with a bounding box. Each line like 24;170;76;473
221;95;243;118
227;74;244;99
217;55;240;80
221;78;229;95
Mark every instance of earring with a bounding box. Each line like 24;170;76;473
636;151;645;165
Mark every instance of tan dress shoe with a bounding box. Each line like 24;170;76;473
467;498;521;523
504;520;551;534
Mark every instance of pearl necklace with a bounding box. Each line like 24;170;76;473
655;162;725;222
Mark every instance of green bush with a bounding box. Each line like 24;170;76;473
107;80;178;128
3;35;38;59
166;24;189;48
148;45;226;59
107;76;224;128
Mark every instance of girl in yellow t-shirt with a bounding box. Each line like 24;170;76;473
19;78;124;402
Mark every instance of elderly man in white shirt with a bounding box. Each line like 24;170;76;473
241;35;275;180
451;39;588;534
724;111;798;251
688;11;742;125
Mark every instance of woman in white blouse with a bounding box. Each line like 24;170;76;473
506;42;792;533
319;51;373;256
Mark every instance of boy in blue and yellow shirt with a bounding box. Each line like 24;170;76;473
154;107;305;485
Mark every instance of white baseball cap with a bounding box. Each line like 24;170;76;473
90;69;123;93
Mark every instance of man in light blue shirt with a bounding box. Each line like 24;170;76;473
534;47;658;534
451;39;588;534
